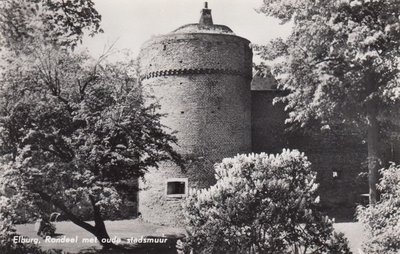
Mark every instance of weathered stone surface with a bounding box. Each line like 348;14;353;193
139;33;251;80
251;88;368;220
138;16;252;225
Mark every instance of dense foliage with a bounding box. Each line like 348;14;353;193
357;163;400;254
0;45;183;248
183;150;351;254
0;197;53;254
257;0;400;204
0;0;102;49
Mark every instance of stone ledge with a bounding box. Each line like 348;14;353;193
140;68;251;80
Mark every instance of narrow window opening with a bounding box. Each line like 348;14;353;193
167;182;185;195
166;178;188;198
332;169;342;180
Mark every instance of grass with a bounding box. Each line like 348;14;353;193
16;219;185;254
16;219;365;254
334;222;365;254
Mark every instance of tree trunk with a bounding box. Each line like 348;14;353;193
367;112;380;205
38;191;118;250
92;220;116;250
89;195;118;250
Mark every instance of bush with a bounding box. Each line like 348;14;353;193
0;218;43;254
357;163;400;254
183;149;351;254
0;197;43;254
0;196;65;254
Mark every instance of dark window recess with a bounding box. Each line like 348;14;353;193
167;181;186;195
332;170;342;180
180;111;184;114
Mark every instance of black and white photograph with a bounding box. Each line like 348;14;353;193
0;0;399;253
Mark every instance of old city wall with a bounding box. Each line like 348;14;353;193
251;91;288;154
251;90;368;221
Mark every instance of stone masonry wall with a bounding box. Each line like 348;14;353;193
144;74;252;158
251;90;368;221
251;91;288;154
139;160;215;226
138;32;252;225
139;33;252;80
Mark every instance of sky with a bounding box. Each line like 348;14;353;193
82;0;292;59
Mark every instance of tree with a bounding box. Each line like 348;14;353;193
257;0;400;204
0;45;183;249
182;150;351;254
0;0;102;50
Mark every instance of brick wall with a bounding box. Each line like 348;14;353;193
139;33;252;78
251;89;368;221
138;32;252;225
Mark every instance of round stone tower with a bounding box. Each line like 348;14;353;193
138;2;252;226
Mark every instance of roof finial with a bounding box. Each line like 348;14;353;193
199;2;213;26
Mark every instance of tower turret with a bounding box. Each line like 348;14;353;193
199;2;213;26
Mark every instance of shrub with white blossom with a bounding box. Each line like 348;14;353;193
0;197;46;254
183;149;351;254
357;163;400;254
